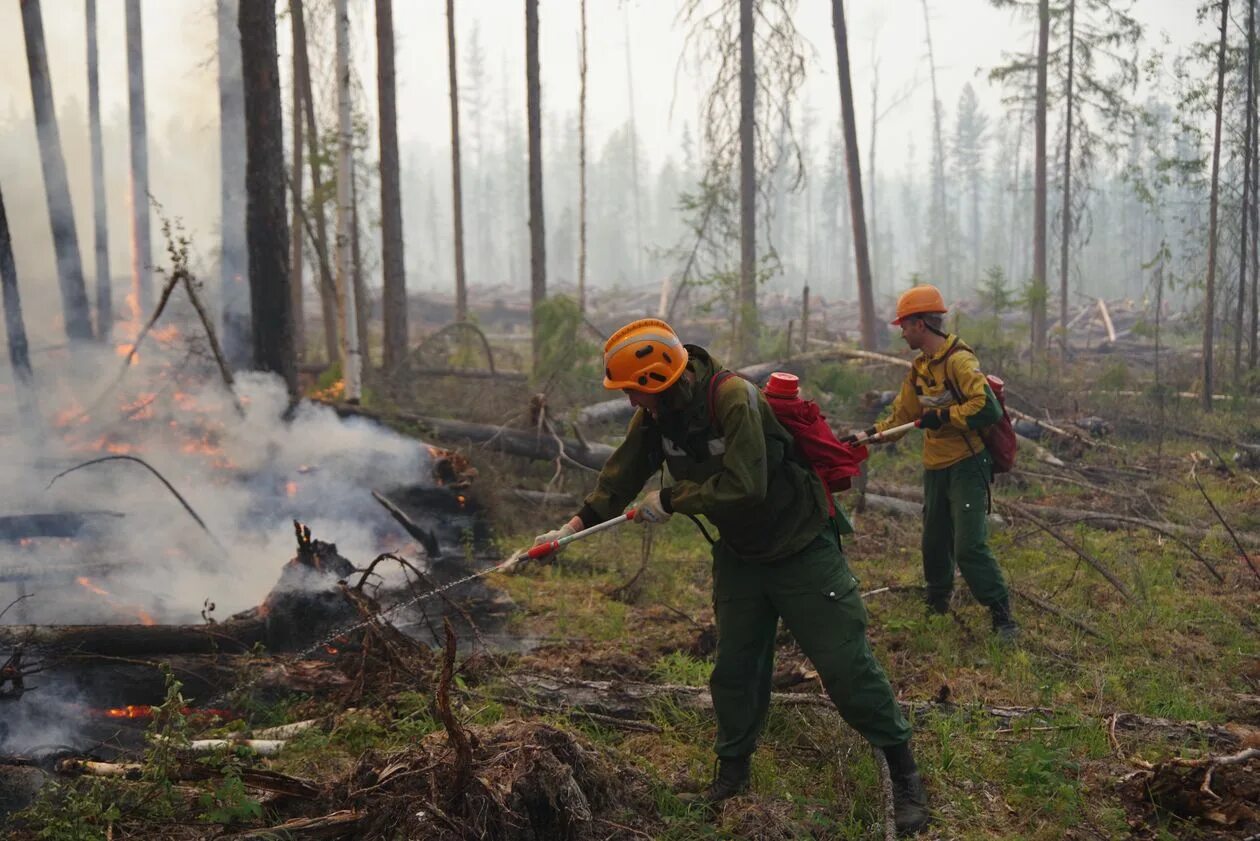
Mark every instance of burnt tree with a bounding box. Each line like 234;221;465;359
445;0;468;326
0;183;36;411
737;0;757;361
239;0;296;397
20;0;93;342
379;0;409;368
86;0;111;342
125;0;153;317
218;0;250;367
1203;0;1229;411
526;0;546;372
830;0;878;350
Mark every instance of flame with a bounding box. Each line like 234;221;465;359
456;494;467;509
151;324;181;343
18;538;32;548
77;576;110;597
100;704;232;720
323;645;339;655
311;379;345;402
285;481;298;498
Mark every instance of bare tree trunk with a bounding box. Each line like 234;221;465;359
445;0;467;325
578;0;588;314
1252;5;1260;370
1204;0;1229;412
1031;0;1050;361
1059;0;1076;358
289;7;305;365
239;0;296;398
86;0;111;343
20;0;94;342
738;0;757;361
291;0;339;366
335;0;361;401
525;0;546;372
831;0;878;351
351;167;370;370
218;0;250;367
868;58;880;291
378;0;407;369
125;0;152;321
1239;0;1256;380
0;183;37;418
921;0;951;295
623;10;645;287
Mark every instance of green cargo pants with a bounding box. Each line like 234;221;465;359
710;522;912;758
922;450;1009;607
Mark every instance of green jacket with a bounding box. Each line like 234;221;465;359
576;346;829;562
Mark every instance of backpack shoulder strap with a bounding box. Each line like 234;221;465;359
706;369;740;430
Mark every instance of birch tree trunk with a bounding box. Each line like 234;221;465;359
239;0;296;397
20;0;94;342
351;167;370;371
738;0;758;362
445;0;468;325
525;0;546;373
125;0;152;320
1031;0;1050;361
379;0;408;369
1203;0;1230;412
830;0;878;350
335;0;362;401
217;0;250;367
86;0;111;342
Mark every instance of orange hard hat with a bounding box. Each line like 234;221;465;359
603;318;689;393
892;285;947;325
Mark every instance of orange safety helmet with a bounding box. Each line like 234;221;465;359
603;318;689;393
891;284;947;325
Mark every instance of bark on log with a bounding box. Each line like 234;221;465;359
0;618;266;655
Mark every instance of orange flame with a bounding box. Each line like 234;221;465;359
77;576;110;597
285;481;298;498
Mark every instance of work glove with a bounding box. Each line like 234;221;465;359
633;489;672;524
918;408;949;430
532;522;578;558
840;427;877;446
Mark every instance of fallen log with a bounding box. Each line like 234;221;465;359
0;617;266;655
323;402;614;471
221;810;363;840
56;758;323;799
0;511;124;541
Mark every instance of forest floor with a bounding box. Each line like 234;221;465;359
5;348;1260;840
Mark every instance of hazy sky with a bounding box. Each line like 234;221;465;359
0;0;1205;292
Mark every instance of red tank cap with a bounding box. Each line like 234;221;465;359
764;372;799;399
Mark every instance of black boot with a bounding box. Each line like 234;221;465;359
924;591;951;615
988;598;1019;641
882;742;930;836
679;756;750;806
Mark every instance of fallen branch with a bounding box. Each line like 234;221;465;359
216;810;362;839
45;455;227;555
1000;502;1135;602
1190;464;1260;584
1012;587;1104;639
435;617;472;809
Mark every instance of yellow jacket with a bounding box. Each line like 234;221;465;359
874;336;998;470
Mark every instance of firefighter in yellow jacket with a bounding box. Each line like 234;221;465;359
846;285;1018;639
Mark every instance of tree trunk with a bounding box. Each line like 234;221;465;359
830;0;878;351
351;168;370;370
218;0;250;367
868;62;879;292
20;0;94;342
239;0;296;398
125;0;152;321
1204;0;1230;412
86;0;111;343
289;6;305;365
578;0;588;314
525;0;546;372
445;0;468;326
1252;6;1260;371
921;0;950;295
1031;0;1050;362
291;0;339;366
0;183;37;420
334;0;362;401
1239;0;1256;380
738;0;757;362
379;0;408;369
1059;0;1076;358
623;12;645;287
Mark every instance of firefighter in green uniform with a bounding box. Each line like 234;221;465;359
533;318;930;836
846;285;1018;639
